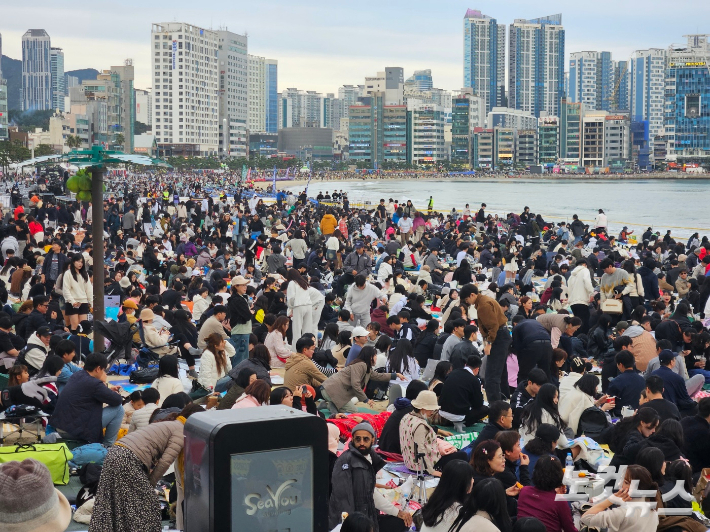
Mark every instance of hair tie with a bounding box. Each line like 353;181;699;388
482;448;487;455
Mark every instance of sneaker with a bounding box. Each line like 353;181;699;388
187;369;198;380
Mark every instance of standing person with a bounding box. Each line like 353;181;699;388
41;239;68;292
510;315;553;385
461;284;511;401
89;404;204;532
328;422;412;532
594;209;607;234
227;275;253;365
345;275;384;328
567;258;594;334
337;242;372;297
286;269;313;349
63;254;93;334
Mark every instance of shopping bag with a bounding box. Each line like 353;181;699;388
0;442;73;485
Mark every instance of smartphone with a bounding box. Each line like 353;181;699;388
302;386;308;394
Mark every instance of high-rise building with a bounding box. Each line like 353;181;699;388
508;14;565;118
493;128;515;169
581;112;606;167
568;51;614;111
111;62;135;153
216;30;248;158
50;47;65;112
151;22;220;157
451;89;486;168
407;100;446;166
364;68;404;105
612;61;630;112
405;70;433;91
629;48;666;145
348;93;407;167
247;55;278;134
135;88;152;126
22;29;52;111
515;130;538;166
472;128;494;169
604;114;631;167
280;88;325;129
538;116;560;166
463;9;505;113
560;98;583;163
0;81;8;141
0;32;3;80
664;35;710;163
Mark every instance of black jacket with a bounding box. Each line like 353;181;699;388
468;421;505;452
644;434;684;461
413;330;438;367
432;332;451;361
495;458;531;489
607;369;646;417
644;398;681;423
652;366;697;416
25;310;49;339
609;429;647;469
680;415;710;473
328;443;385;531
49;370;123;443
378;402;413;454
228;293;252;328
439;368;484;417
511;382;534;430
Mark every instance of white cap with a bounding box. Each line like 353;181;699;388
352;326;368;337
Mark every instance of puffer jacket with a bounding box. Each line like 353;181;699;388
63;271;93;306
118;419;186;485
320;214;337;235
586;325;613;359
198;348;232;391
567;265;594;306
328;442;386;531
20;331;49;373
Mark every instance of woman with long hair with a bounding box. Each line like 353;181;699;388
519;383;571;451
559;373;614;436
451;476;512;532
646;418;685;461
269;385;317;415
197;333;231;393
285;269;313;346
607;407;660;468
171;309;200;377
413;319;439;367
386;339;420;383
421;460;474;532
218;368;257;410
150;355;184;406
63;253;93;333
580;464;659;531
429;361;452;397
264;315;295;368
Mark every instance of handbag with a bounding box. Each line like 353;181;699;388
0;443;73;485
600;298;623;314
129;367;159;384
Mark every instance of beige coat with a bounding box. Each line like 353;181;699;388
321;361;391;410
197;315;228;350
284;353;327;391
118;419;185;485
143;323;178;355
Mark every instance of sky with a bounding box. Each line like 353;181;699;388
2;0;709;94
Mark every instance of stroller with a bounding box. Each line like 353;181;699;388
94;320;139;368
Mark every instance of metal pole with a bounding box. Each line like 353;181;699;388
91;165;105;354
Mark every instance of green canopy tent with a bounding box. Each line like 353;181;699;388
15;146;171;353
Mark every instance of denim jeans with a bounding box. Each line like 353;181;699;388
102;404;125;446
230;333;250;366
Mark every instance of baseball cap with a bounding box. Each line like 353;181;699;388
36;326;52;337
352;326;368;338
659;349;676;365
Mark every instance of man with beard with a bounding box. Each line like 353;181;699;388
328;423;412;532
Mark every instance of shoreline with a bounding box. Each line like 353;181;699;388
269;173;710;190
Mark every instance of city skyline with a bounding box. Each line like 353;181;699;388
2;0;709;94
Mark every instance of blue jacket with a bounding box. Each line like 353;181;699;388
652;366;697;414
607;369;646;417
637;266;659;302
50;370;123;443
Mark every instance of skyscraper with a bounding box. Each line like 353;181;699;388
111;62;135;153
405;70;433;91
568;51;614;111
217;30;248;158
247;55;278;134
0;32;3;80
508;14;565;118
612;61;630;112
463;9;505;113
50;47;65;112
151;22;220;157
22;29;52;111
629;48;666;142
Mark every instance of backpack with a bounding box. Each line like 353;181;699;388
129;366;159;384
577;406;610;439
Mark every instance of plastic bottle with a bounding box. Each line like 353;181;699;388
565;452;574;473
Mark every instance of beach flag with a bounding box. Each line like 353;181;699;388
272;166;277;190
241;165;247;183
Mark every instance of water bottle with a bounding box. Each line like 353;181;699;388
565;452;574;473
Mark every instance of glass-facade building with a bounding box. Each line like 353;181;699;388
665;61;710;162
50;47;65;112
560;98;582;162
538;116;560;165
266;61;278;133
348;95;407;167
0;81;8;141
451;96;472;167
463;9;505;113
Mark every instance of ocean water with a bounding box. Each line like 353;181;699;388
288;178;709;238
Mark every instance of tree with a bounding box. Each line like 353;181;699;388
134;121;150;135
114;134;125;148
65;135;82;150
34;144;56;157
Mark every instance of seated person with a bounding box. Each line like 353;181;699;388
399;390;468;477
54;339;81;392
128;387;160;433
517;454;576;532
140;309;179;356
511;368;548;430
607;349;646;417
680;396;710;475
494;430;532;489
651;349;698;417
283;336;328;392
642;375;681;422
521;423;562;476
468;400;513;454
439;354;489;426
49;353;124;445
378;380;434;454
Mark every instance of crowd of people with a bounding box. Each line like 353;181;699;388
1;170;710;532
